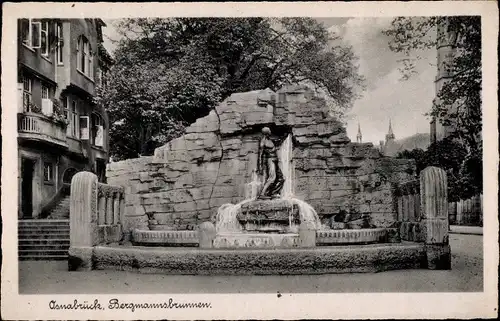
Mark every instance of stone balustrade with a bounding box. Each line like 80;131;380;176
18;112;67;147
97;183;125;226
394;179;422;242
394;179;421;222
420;166;450;269
132;229;199;246
68;172;126;271
393;166;450;269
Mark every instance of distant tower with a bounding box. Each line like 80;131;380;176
381;119;396;156
431;17;457;144
356;122;362;143
386;119;395;142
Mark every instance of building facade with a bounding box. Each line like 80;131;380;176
17;19;111;219
430;18;457;144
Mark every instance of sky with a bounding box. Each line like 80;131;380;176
102;18;437;145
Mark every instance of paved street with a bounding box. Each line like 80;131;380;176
450;225;483;235
18;234;482;294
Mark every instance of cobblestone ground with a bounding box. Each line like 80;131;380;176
18;234;483;293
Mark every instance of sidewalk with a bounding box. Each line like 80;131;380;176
449;225;483;235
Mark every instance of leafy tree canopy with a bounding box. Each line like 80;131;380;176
383;16;481;153
396;138;481;201
97;18;365;160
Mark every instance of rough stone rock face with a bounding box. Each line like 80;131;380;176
107;86;414;233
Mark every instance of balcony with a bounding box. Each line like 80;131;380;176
18;112;68;148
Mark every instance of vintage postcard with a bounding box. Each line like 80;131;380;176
1;1;498;320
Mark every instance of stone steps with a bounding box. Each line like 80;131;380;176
19;249;69;256
19;240;70;248
48;196;71;219
18;225;70;230
18;219;69;261
17;230;69;237
19;255;68;261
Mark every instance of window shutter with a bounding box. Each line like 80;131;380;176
76;38;81;70
20;19;30;45
95;125;104;147
18;83;24;113
31;21;41;48
79;116;89;140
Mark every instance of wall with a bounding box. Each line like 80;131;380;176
55;21;72;97
107;86;414;232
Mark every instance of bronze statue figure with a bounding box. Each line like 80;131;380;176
257;127;285;199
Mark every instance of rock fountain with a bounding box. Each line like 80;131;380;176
214;129;321;248
67;86;452;274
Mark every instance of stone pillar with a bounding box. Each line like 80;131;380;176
414;193;421;221
119;196;125;226
68;172;98;271
113;192;120;224
448;201;457;225
106;191;114;225
98;194;106;225
198;222;216;249
420;166;451;270
408;192;415;221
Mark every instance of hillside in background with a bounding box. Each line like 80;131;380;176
384;133;431;156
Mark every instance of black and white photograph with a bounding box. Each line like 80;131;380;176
1;1;498;320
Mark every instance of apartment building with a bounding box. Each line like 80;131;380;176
18;18;112;219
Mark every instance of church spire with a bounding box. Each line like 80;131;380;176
356;122;362;143
386;119;395;141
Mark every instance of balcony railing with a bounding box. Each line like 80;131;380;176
18;112;68;147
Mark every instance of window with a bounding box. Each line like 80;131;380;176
40;21;49;56
64;97;72;136
77;36;93;79
63;96;69;120
91;113;104;147
22;76;32;112
56;22;63;64
71;100;78;137
41;84;49;99
20;19;41;49
89;50;94;79
79;116;89;140
44;162;54;182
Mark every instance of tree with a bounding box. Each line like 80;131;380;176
383;16;481;153
395;148;426;174
396;138;479;201
385;16;482;200
98;18;364;160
